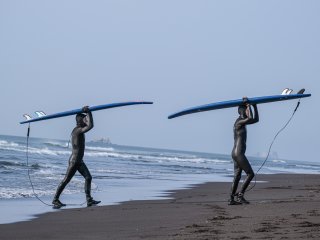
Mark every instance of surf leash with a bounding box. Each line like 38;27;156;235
25;126;88;207
246;98;302;192
26;124;53;206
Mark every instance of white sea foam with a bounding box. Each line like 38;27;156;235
3;135;320;203
44;141;69;148
95;169;124;173
0;187;55;199
265;166;320;174
0;143;70;156
0;187;85;199
0;140;19;148
272;159;287;163
27;147;70;156
294;164;320;170
85;150;228;165
0;146;24;153
35;168;58;175
0;138;71;156
86;146;115;152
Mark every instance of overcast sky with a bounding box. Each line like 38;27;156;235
1;1;319;162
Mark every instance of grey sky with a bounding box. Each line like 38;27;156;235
1;1;319;161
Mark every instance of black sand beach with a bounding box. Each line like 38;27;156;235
1;174;319;239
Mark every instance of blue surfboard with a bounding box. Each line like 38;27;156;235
21;101;153;124
168;93;311;119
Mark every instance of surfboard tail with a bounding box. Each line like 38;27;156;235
35;111;47;117
23;114;32;121
20;101;154;124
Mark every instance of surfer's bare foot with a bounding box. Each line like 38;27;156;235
87;199;101;207
52;199;66;209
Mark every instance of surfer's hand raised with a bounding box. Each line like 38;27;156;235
242;97;249;105
82;106;90;113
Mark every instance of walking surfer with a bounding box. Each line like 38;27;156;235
229;98;259;205
52;106;101;208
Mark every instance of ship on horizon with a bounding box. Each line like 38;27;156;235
90;137;112;145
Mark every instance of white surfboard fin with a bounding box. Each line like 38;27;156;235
23;114;33;120
297;88;305;94
281;88;293;95
287;89;293;95
35;111;46;117
281;88;290;95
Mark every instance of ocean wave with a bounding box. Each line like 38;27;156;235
44;142;115;152
0;161;60;172
293;164;320;170
28;147;70;156
0;160;25;167
85;150;228;165
0;140;19;148
265;166;319;174
32;167;61;175
154;163;213;171
0;155;21;161
0;145;69;156
0;139;70;156
86;146;115;152
44;141;69;148
0;139;227;166
0;187;78;199
0;140;25;153
272;160;287;163
0;179;99;199
95;169;124;173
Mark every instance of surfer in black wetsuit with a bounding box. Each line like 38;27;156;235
52;106;101;208
229;98;259;205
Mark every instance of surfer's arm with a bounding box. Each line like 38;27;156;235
80;106;94;133
251;104;259;124
246;104;259;124
236;104;254;126
246;104;257;125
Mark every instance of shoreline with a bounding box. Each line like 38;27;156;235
0;173;231;224
1;173;320;239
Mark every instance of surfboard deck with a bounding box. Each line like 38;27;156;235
168;93;311;119
21;101;153;124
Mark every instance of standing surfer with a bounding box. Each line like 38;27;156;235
229;98;259;205
52;106;101;208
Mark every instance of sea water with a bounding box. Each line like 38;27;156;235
0;134;319;224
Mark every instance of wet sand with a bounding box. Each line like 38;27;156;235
0;174;319;239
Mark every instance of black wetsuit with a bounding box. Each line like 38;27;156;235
231;104;259;197
53;110;94;202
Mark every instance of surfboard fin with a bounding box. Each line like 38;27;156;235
23;114;33;120
35;111;47;117
281;88;289;95
281;88;293;95
297;88;305;94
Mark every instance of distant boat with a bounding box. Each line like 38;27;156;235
90;137;112;145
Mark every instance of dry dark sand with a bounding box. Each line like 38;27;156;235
1;174;320;239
